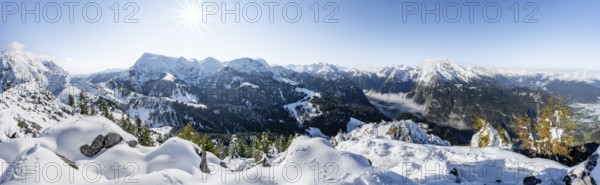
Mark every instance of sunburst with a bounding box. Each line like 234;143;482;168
172;0;212;37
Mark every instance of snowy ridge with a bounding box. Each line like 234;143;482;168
287;59;600;85
227;58;272;74
286;62;349;76
342;120;451;146
123;53;225;86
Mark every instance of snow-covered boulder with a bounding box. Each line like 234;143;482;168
470;124;512;149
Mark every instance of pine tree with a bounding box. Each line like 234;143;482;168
514;115;532;148
119;115;127;131
274;135;285;152
139;124;154;146
68;94;75;107
514;97;576;159
78;91;89;115
215;139;227;159
496;126;510;146
227;134;240;158
178;123;201;145
156;133;166;144
119;115;135;135
237;137;250;158
285;134;294;150
472;114;486;130
134;116;143;137
200;135;217;154
90;107;97;115
101;103;115;121
472;116;491;147
251;132;272;161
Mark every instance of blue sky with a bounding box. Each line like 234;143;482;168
0;0;599;74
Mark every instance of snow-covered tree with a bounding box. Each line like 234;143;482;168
514;97;575;159
251;132;272;161
227;134;240;158
470;116;511;148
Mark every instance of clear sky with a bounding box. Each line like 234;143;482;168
1;0;599;74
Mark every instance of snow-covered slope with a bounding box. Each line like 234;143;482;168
0;42;73;142
0;117;406;185
0;117;220;184
3;116;599;185
336;138;568;184
283;88;322;124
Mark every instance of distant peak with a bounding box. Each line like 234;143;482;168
139;52;165;59
202;57;220;62
227;58;273;74
6;41;25;52
419;58;456;69
417;58;485;83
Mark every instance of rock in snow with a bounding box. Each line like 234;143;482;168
567;150;600;185
79;132;124;157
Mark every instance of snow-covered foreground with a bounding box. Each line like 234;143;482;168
337;139;567;184
1;116;599;185
0;117;400;184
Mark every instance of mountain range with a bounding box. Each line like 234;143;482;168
2;44;600;144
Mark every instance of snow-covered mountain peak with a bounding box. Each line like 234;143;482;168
417;58;484;84
125;53;225;85
227;57;272;74
285;62;348;75
133;53;178;69
196;57;224;72
3;42;27;54
1;43;69;93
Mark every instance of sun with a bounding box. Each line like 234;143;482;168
181;3;201;24
172;0;210;36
